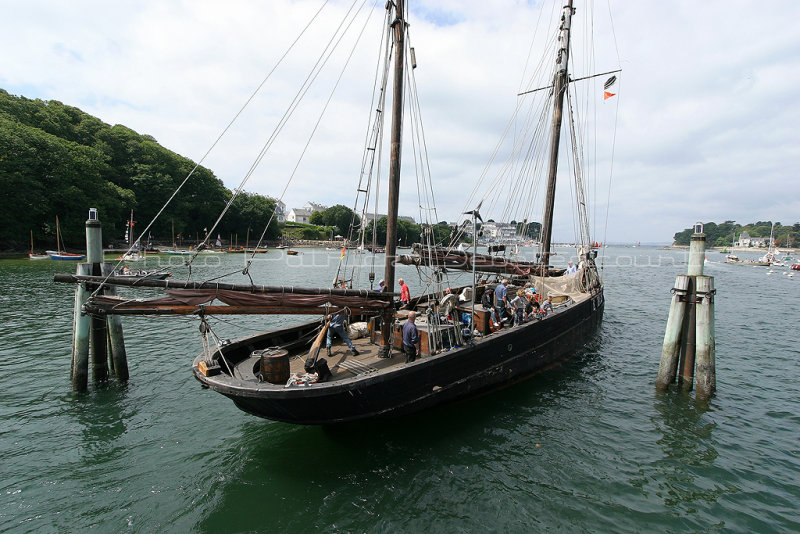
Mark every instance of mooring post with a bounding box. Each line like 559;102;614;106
658;222;716;395
101;262;129;381
71;262;91;391
677;226;705;391
656;274;690;390
677;281;697;392
694;275;716;399
85;209;109;382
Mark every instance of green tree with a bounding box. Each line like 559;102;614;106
309;205;360;237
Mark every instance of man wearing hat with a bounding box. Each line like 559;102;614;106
378;279;387;292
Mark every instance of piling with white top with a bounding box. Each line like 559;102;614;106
656;223;717;397
71;208;128;390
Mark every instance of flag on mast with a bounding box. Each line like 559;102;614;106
604;75;617;100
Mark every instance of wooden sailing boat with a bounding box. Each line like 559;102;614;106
59;0;614;424
47;216;85;260
28;230;49;260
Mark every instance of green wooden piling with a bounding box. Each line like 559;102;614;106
71;263;91;391
101;262;129;381
656;274;689;390
90;313;109;382
85;209;109;382
695;275;716;399
85;209;103;264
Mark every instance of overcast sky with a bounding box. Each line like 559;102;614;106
2;0;798;244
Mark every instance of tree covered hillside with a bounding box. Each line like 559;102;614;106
673;220;799;247
0;89;278;250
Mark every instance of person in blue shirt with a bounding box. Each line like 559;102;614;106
326;312;359;356
402;311;421;363
494;279;509;322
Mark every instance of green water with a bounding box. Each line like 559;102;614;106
1;248;798;532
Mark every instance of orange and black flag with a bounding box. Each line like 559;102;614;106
604;75;617;100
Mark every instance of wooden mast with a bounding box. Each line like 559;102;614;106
539;0;574;268
55;215;62;254
380;0;406;355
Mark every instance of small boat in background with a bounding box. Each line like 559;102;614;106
725;254;770;267
286;250;299;256
46;216;85;261
28;230;49;259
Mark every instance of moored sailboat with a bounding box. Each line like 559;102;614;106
28;230;49;260
47;216;85;261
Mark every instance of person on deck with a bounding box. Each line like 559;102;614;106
481;288;500;328
398;278;410;308
540;296;554;316
402;311;421;363
440;287;458;321
510;289;527;326
530;299;541;318
378;279;387;292
326;312;359;357
494;279;509;322
566;261;578;275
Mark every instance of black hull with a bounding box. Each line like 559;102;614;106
193;290;604;425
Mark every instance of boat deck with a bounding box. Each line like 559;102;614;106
224;285;595;387
280;292;592;382
290;336;403;379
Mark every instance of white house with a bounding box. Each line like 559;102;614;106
304;201;326;214
273;200;286;222
287;208;312;224
736;231;751;247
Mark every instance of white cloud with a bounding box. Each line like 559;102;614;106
1;0;799;243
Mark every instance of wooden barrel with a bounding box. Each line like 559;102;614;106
257;348;290;384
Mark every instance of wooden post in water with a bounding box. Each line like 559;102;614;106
677;279;697;392
657;223;716;396
86;209;109;382
71;262;91;391
101;263;129;381
71;208;129;389
694;275;716;399
655;274;689;390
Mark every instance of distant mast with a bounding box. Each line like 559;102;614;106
539;0;574;267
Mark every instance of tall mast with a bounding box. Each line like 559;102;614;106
380;0;406;355
539;0;574;267
383;0;406;294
